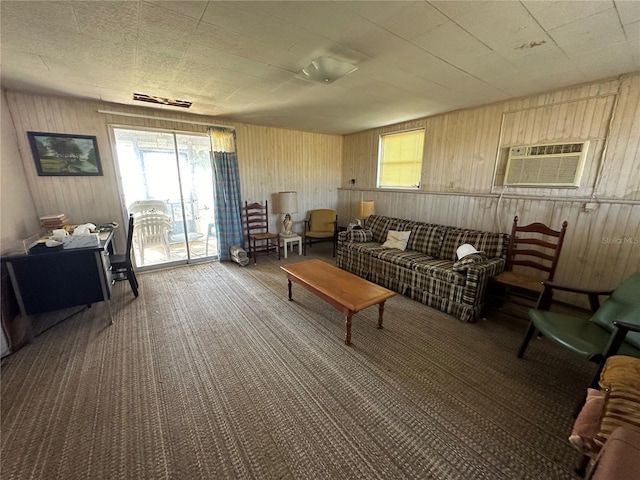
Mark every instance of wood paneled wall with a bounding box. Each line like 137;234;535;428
3;71;638;306
0;92;40;253
341;73;640;302
3;92;341;250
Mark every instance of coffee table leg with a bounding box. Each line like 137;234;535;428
288;279;293;301
378;301;386;329
345;313;353;345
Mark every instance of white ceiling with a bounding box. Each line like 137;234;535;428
1;1;639;135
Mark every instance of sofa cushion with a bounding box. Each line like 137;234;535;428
599;355;640;390
407;223;445;257
594;355;640;449
382;230;411;250
346;241;387;254
413;259;467;286
593;384;640;449
440;229;507;260
366;215;399;243
371;249;435;269
452;253;488;272
569;388;606;454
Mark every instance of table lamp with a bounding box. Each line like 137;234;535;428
357;200;375;227
278;191;298;235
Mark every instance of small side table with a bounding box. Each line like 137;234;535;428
280;234;302;259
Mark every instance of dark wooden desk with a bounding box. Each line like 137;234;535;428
1;231;114;344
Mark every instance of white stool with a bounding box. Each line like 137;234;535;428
280;234;302;259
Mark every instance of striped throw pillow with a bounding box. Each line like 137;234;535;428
593;385;640;448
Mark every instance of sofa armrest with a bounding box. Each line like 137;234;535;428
463;257;506;307
337;229;373;245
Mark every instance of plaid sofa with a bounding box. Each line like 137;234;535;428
336;215;509;322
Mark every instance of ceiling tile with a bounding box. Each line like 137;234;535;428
201;1;303;51
411;20;492;62
522;1;613;30
573;42;637;77
0;1;79;36
432;1;551;52
1;0;638;134
190;22;299;72
549;8;628;55
616;1;640;25
624;20;640;64
72;1;139;42
251;1;375;45
379;2;450;40
139;2;200;41
147;1;208;20
339;1;418;25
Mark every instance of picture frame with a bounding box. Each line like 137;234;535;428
27;132;103;176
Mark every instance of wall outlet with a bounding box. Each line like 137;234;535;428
584;202;597;212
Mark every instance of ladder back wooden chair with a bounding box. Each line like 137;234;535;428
492;215;568;309
245;201;280;264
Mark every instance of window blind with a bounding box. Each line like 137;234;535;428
377;129;425;188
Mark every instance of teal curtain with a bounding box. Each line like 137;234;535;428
212;151;243;261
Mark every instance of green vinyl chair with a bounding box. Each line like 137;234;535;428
517;272;640;389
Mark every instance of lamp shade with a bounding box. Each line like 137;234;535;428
357;200;375;218
278;191;298;214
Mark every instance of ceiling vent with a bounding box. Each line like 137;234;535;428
504;141;589;187
133;93;192;108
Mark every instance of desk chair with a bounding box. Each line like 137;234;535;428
245;201;280;263
110;214;139;297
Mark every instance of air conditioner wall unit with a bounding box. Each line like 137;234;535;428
504;141;589;187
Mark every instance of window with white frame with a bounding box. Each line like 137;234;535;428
377;128;425;189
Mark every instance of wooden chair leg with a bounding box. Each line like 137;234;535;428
517;321;536;358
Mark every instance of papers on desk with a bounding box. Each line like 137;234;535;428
50;223;100;249
61;234;100;249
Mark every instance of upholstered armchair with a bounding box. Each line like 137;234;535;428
303;209;337;256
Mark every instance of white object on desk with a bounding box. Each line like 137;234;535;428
62;233;100;249
280;234;302;259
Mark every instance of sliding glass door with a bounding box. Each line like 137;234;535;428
112;127;217;269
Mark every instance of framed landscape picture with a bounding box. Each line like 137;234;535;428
27;132;103;176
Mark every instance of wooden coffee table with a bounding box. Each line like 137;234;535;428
281;259;396;345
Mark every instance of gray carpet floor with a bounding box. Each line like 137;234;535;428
1;246;591;479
